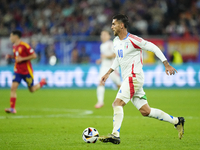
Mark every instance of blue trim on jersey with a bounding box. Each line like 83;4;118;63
123;33;130;40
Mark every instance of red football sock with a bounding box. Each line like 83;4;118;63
10;97;16;109
39;81;45;88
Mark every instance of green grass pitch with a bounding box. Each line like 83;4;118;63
0;88;199;150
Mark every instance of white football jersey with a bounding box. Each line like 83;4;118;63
100;40;114;67
111;33;167;80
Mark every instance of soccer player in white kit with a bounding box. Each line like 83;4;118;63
99;14;185;144
95;29;121;108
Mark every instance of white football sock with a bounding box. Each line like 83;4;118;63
96;85;105;104
148;108;178;125
112;106;124;137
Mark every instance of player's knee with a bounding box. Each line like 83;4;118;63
140;109;150;116
112;99;125;108
11;86;17;92
29;88;34;93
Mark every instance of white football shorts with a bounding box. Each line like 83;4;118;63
116;72;148;110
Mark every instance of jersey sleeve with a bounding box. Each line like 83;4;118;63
26;46;35;55
110;57;119;70
129;35;167;62
23;42;35;55
141;40;167;62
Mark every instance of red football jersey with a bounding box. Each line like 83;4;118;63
13;41;34;77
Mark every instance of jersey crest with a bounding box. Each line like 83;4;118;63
124;42;129;49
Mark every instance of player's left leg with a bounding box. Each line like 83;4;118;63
28;78;47;93
23;74;47;93
140;104;185;139
132;96;185;139
139;103;179;124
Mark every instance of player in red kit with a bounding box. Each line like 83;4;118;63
5;30;47;114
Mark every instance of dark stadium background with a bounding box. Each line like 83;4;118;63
0;0;200;88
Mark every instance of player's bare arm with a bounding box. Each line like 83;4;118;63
16;53;37;63
101;53;116;59
163;60;177;75
100;68;114;85
5;54;14;59
141;40;177;76
96;59;101;64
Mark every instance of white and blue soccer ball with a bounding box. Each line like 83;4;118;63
82;127;99;143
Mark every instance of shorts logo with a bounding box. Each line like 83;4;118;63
13;75;16;79
26;77;33;87
119;89;122;93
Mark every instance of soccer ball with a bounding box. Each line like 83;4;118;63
82;127;99;143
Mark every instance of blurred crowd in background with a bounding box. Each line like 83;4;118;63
0;0;200;65
0;0;200;37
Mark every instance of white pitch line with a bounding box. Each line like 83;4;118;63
1;108;198;119
0;108;94;119
0;114;198;120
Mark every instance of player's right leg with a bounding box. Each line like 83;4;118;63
99;77;133;144
5;73;20;114
99;98;125;144
95;83;105;108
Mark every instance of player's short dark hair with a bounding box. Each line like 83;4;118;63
112;14;129;28
11;30;22;38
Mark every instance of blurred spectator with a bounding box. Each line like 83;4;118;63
0;0;200;65
71;48;79;64
166;21;177;37
78;46;90;64
45;43;57;64
30;40;40;64
134;15;148;35
0;0;199;38
0;23;9;36
170;50;183;65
